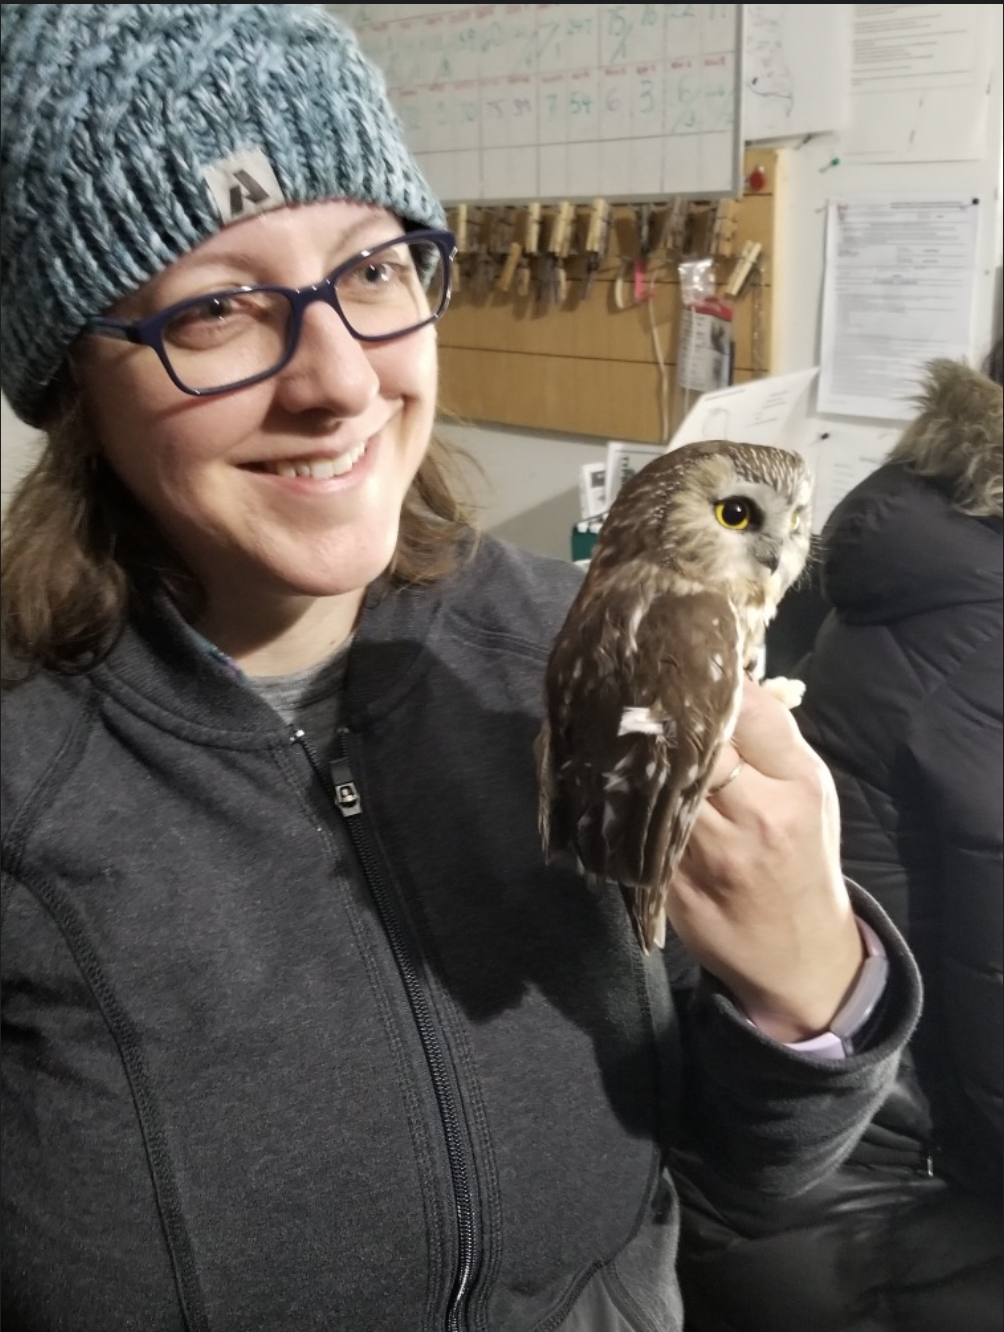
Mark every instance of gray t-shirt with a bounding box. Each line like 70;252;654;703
245;640;352;760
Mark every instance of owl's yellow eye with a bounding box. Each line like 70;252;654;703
714;498;753;530
791;511;801;532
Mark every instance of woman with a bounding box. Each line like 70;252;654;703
674;348;1003;1331
1;7;920;1330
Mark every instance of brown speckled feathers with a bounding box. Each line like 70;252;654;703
536;440;813;951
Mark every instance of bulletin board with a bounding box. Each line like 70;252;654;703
325;4;745;202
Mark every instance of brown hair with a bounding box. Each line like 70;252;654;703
1;383;482;677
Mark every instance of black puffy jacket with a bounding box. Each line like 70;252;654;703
672;380;1003;1332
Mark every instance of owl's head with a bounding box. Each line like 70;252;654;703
596;440;813;597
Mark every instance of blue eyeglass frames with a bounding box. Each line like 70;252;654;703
84;228;457;398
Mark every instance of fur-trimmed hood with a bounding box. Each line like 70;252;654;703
818;359;1002;624
886;357;1002;518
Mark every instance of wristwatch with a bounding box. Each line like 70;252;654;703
782;916;889;1060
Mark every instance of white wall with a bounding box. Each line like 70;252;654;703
1;393;39;519
442;421;608;561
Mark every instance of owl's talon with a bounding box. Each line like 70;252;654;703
761;676;806;709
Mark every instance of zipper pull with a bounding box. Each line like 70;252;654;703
329;757;362;818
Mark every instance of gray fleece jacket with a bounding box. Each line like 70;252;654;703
1;534;920;1332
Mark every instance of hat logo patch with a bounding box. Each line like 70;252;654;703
201;147;287;225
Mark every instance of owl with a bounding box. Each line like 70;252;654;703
535;439;813;953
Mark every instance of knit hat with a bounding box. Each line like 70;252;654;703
0;3;446;425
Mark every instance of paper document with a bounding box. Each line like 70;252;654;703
845;4;993;162
818;196;981;419
667;368;819;452
604;442;665;510
578;462;608;521
797;419;900;531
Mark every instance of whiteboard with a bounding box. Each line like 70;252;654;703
326;4;744;203
743;4;851;143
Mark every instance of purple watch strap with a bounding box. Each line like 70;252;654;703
741;917;890;1060
783;916;889;1060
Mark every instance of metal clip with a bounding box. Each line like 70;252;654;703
330;760;362;817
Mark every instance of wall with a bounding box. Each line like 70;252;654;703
769;129;1003;388
443;419;608;561
448;4;1004;556
1;394;38;519
3;7;1002;554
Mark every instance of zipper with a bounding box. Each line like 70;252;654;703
291;727;480;1331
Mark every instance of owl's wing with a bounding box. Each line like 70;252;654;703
538;562;742;943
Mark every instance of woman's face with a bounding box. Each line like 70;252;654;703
73;200;439;618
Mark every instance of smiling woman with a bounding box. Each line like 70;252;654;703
0;7;922;1332
3;202;467;671
61;200;454;664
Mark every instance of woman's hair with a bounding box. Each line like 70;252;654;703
1;384;481;677
885;351;1003;519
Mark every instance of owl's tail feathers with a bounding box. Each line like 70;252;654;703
607;770;684;888
620;883;667;954
647;906;667;953
534;721;556;858
607;762;698;953
536;721;673;953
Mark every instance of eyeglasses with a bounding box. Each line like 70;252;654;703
84;229;456;397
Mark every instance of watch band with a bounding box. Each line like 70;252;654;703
783;916;889;1060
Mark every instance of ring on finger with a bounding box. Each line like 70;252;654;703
708;757;745;796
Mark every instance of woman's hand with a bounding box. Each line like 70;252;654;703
666;677;866;1044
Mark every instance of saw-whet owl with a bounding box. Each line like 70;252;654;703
535;439;813;954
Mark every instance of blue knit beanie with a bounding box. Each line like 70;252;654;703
0;3;446;425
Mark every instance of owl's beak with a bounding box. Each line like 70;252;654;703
754;538;783;574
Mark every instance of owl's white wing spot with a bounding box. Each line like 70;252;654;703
602;753;636;795
624;604;645;654
709;652;725;681
618;706;664;737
